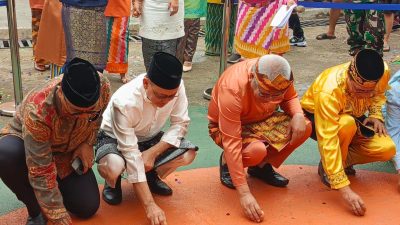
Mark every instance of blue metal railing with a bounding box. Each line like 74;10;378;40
0;0;7;7
298;2;400;10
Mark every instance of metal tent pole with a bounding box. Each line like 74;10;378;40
203;0;232;100
218;0;232;75
0;0;23;117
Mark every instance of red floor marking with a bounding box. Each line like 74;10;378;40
1;165;399;225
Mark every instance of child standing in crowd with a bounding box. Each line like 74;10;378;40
105;0;131;83
177;0;207;72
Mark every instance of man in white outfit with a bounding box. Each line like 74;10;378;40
95;52;197;225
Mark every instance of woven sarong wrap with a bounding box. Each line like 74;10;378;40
62;4;107;71
242;112;291;151
209;111;292;151
95;131;198;169
205;3;238;56
105;16;130;74
234;0;290;58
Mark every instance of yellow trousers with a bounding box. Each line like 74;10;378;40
338;114;395;167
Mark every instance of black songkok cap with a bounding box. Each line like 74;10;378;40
147;52;183;90
354;49;384;81
61;58;100;108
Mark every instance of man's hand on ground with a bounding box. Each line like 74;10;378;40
145;202;167;225
237;185;264;223
339;186;366;216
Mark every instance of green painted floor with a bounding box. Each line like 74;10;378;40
0;106;396;215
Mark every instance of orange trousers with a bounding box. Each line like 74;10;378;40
209;121;312;168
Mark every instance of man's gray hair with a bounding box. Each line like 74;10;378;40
255;54;291;80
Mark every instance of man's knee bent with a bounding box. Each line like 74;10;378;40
379;140;396;162
175;149;197;166
0;136;25;169
338;114;357;135
243;142;267;167
97;154;125;182
69;199;100;219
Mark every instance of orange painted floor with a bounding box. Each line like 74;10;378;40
1;165;400;225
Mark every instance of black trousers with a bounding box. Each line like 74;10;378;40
289;13;304;39
0;135;100;218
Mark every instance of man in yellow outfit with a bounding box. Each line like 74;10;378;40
301;49;395;216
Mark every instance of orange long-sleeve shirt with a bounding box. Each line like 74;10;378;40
208;59;303;186
105;0;131;17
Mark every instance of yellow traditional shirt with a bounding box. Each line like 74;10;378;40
300;62;390;189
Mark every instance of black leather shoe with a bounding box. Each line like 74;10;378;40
26;213;47;225
102;176;122;205
248;164;289;187
345;165;356;176
219;153;235;189
318;162;330;188
146;170;173;196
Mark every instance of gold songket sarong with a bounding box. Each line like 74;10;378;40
242;112;291;151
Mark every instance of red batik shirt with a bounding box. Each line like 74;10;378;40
0;74;111;224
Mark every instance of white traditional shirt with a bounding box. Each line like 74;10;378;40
385;70;400;170
138;0;185;40
101;74;190;183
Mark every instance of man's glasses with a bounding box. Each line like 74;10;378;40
149;84;179;100
71;110;102;122
254;78;287;100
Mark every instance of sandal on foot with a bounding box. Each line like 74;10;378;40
120;74;130;84
316;33;336;40
383;43;390;52
183;61;193;72
34;63;47;72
